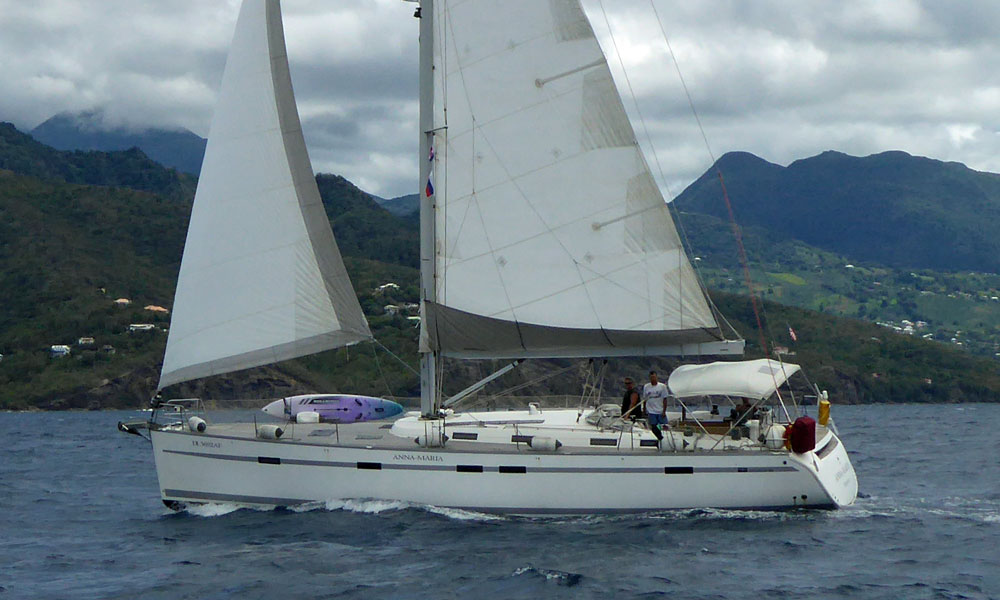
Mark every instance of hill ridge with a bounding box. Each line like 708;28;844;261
31;109;207;176
676;149;1000;273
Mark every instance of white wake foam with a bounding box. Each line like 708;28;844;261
182;503;252;517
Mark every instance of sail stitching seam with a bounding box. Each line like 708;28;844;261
442;3;522;343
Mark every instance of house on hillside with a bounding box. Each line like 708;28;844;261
144;305;170;314
384;305;400;316
101;345;116;355
129;324;156;332
77;337;95;347
375;283;400;295
407;316;421;328
50;345;71;357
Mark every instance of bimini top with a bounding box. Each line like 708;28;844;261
667;359;801;400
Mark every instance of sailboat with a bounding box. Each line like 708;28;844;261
125;0;858;512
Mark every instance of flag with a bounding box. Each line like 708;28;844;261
425;146;435;198
788;325;798;342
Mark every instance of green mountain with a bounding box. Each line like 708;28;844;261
377;193;419;217
31;109;207;176
0;122;195;200
316;175;418;268
2;124;999;408
680;210;1000;358
675;150;1000;273
0;124;421;409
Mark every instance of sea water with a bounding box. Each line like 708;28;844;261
1;404;998;599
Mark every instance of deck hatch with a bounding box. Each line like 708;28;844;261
498;465;527;474
257;456;281;465
590;438;618;446
456;465;484;473
452;432;479;441
663;466;694;474
357;462;382;470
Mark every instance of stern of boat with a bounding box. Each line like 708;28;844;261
788;430;858;507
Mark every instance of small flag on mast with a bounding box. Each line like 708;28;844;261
425;146;435;197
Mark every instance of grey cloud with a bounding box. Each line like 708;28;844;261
2;0;999;198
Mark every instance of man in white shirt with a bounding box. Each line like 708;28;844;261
643;370;670;442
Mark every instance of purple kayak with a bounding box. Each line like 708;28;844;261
262;394;404;424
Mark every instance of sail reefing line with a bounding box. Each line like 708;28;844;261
158;0;371;390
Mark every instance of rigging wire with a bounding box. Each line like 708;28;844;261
372;338;421;377
369;341;398;403
644;0;777;360
594;0;735;343
456;362;579;410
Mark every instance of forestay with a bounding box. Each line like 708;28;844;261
423;0;737;359
667;359;801;400
159;0;370;390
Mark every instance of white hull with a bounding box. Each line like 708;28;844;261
149;417;857;513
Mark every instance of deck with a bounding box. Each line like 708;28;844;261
156;416;831;457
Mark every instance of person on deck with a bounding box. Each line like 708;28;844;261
731;398;756;425
643;370;670;442
621;378;641;420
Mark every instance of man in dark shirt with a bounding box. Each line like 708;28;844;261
731;398;756;425
621;377;641;420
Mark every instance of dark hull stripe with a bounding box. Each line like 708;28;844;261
162;449;798;474
161;489;835;513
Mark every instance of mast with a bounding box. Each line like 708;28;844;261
418;0;438;418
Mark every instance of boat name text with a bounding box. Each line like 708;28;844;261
392;453;444;462
192;440;221;449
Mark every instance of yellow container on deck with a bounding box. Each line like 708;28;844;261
818;399;831;426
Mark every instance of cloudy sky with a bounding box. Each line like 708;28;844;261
1;0;998;199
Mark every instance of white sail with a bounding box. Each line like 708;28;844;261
159;0;370;389
422;0;738;359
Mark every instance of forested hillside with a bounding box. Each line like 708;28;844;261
675;150;1000;273
2;123;999;409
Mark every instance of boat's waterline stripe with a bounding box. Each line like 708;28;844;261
163;449;798;474
161;489;835;513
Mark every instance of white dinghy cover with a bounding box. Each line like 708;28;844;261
667;359;801;400
159;0;370;390
421;0;741;359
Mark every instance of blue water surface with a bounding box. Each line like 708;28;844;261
1;404;998;599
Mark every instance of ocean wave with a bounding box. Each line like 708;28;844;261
170;497;503;521
833;495;1000;524
293;498;501;521
511;566;583;587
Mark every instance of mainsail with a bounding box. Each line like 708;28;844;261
422;0;741;359
159;0;371;389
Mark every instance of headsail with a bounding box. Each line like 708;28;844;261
422;0;741;359
159;0;371;390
